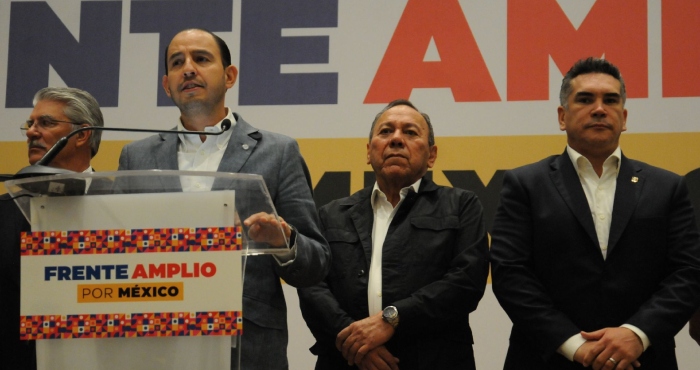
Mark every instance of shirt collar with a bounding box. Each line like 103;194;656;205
177;108;236;151
566;145;621;174
371;178;421;211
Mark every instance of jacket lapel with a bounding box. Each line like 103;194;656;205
212;114;260;190
155;131;182;191
608;154;642;255
346;187;374;268
549;152;600;249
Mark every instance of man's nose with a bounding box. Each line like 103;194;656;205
591;101;607;118
183;59;196;78
25;123;41;140
389;131;404;147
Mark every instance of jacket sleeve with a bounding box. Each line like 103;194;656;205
297;206;356;355
490;169;582;358
625;176;700;343
270;139;331;288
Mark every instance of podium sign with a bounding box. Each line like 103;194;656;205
5;171;286;370
19;225;243;340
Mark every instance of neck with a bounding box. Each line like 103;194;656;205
377;177;419;207
180;107;228;132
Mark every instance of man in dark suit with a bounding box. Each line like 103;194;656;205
490;57;700;370
298;99;490;370
1;86;105;370
117;28;330;370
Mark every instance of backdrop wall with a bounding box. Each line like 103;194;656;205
2;1;699;369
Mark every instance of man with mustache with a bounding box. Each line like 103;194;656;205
1;86;104;369
490;57;700;370
117;28;329;370
298;99;490;370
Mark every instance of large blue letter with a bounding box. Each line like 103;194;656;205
130;0;233;106
240;0;338;105
6;1;122;108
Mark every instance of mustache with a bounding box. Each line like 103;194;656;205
28;140;47;150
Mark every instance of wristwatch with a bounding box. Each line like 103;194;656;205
382;306;399;329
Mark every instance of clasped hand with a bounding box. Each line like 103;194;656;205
573;327;643;370
336;313;397;368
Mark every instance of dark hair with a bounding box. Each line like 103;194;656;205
560;57;626;108
163;28;232;74
369;99;435;146
33;87;104;157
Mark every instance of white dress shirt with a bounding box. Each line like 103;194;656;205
558;146;650;361
174;110;297;263
177;109;235;192
367;179;421;315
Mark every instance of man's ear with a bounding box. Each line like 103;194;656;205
162;75;172;98
225;65;238;89
74;125;92;148
427;145;438;169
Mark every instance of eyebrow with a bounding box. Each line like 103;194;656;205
167;49;215;64
26;114;58;123
574;91;621;99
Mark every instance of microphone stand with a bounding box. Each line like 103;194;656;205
9;119;232;180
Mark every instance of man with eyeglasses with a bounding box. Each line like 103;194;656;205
21;87;104;171
1;86;104;369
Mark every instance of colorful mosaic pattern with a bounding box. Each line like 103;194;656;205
20;227;243;256
20;311;243;340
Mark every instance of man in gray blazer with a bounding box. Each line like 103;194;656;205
117;28;330;370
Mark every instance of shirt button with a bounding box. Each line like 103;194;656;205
357;270;365;276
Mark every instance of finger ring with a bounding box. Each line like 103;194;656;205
608;357;617;365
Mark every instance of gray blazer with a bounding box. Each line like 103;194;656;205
118;113;330;370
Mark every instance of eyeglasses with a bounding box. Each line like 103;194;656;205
20;117;79;136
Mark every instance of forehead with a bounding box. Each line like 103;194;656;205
374;105;427;130
569;73;621;96
167;30;219;58
30;99;67;118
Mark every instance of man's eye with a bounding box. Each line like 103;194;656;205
39;119;58;128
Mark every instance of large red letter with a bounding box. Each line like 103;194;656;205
508;0;647;101
364;0;499;103
662;0;700;97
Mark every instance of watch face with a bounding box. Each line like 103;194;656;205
383;306;397;318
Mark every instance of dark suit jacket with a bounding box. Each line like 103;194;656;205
118;113;330;370
490;150;700;370
0;194;36;370
298;177;490;370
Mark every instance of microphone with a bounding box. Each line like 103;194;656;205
9;119;233;180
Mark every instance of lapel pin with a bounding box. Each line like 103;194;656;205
631;176;638;183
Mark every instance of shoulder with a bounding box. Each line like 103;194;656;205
626;157;684;184
508;155;560;176
319;187;371;214
121;133;166;152
255;128;298;148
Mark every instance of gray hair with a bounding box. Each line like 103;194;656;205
559;57;626;109
33;87;104;157
369;99;435;146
